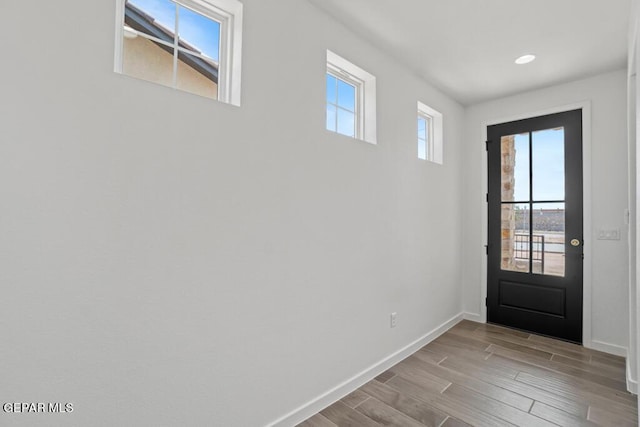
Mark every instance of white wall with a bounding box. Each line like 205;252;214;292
0;1;464;426
462;70;630;353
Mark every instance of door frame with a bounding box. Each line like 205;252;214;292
477;101;593;348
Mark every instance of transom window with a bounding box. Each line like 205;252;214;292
325;50;377;144
417;101;444;164
115;0;243;105
326;72;358;138
418;112;433;161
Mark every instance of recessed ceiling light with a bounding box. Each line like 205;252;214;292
515;54;536;65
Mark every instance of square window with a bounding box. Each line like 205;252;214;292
417;101;444;164
115;0;243;106
326;50;376;144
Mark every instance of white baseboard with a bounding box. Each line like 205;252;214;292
588;340;628;358
266;312;464;427
588;341;634;394
463;312;484;323
627;358;638;395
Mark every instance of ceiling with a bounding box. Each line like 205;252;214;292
307;0;631;105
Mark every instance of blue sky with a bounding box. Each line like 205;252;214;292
325;74;355;111
513;128;565;203
129;0;220;60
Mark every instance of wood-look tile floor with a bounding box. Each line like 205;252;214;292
297;320;638;427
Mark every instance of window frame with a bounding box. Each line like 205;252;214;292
417;111;434;161
326;50;377;144
417;101;444;164
326;67;361;139
114;0;243;106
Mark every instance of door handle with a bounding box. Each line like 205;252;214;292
570;239;581;247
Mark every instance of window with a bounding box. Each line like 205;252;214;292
114;0;243;106
417;112;432;161
326;50;377;144
326;73;357;138
417;101;443;164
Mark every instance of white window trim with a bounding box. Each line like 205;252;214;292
326;50;377;144
418;101;444;164
114;0;243;106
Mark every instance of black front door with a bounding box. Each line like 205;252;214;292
487;109;583;343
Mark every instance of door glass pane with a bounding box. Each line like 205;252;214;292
533;128;565;201
501;203;530;273
532;203;565;277
501;133;529;202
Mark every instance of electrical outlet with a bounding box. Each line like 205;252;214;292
390;312;397;328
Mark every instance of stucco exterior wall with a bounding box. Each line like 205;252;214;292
123;36;218;99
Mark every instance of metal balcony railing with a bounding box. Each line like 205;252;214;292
514;233;545;272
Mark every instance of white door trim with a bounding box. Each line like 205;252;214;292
479;101;593;347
